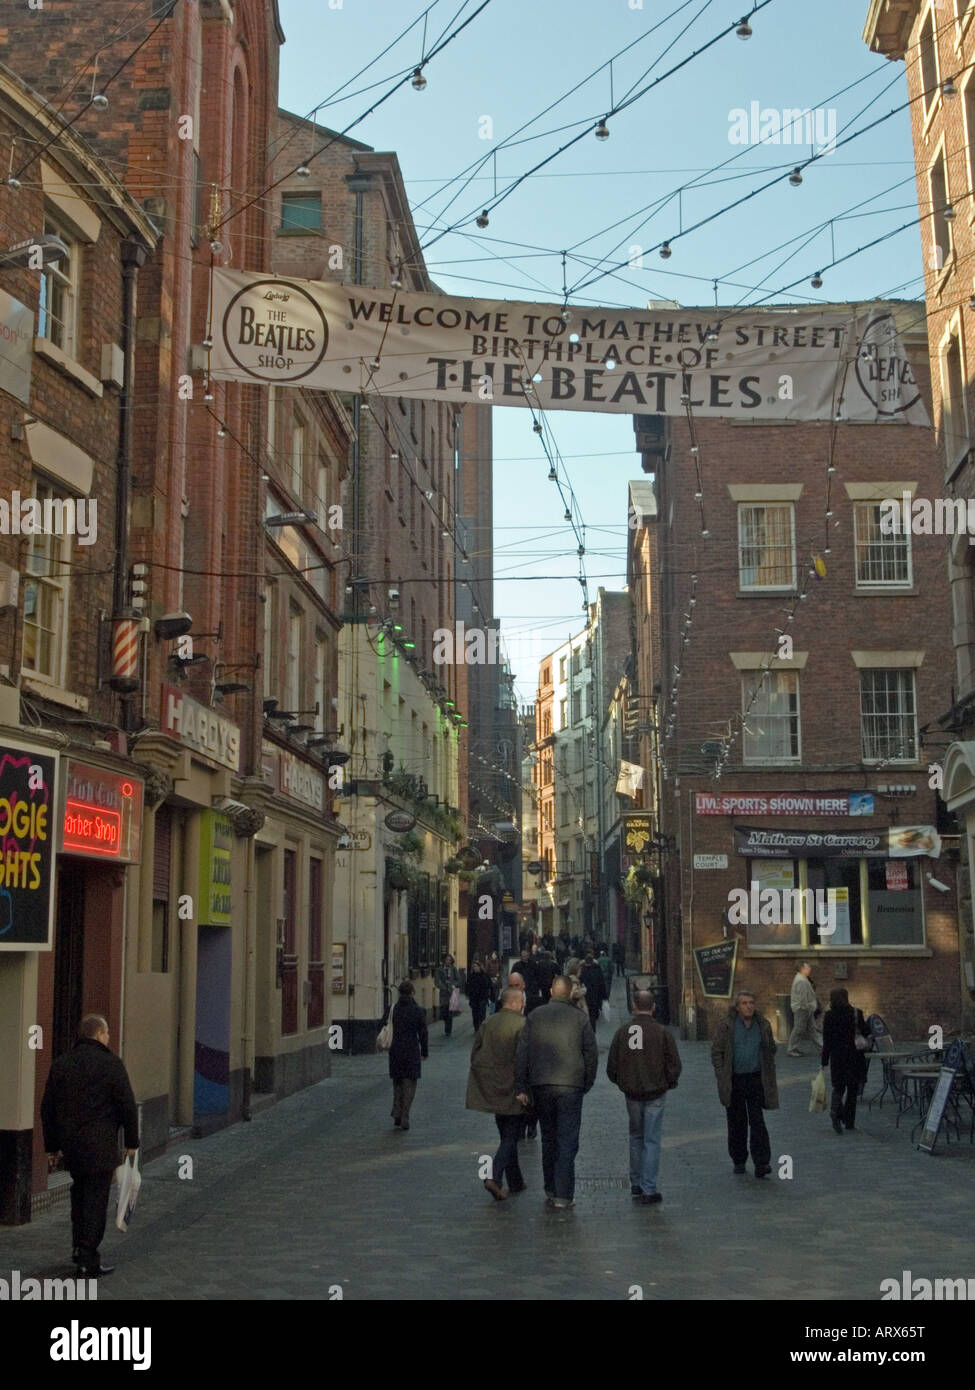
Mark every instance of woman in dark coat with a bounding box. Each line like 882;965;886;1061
435;953;461;1036
386;980;428;1131
466;959;495;1033
821;987;870;1134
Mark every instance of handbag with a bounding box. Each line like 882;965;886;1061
448;986;462;1014
855;1033;872;1052
377;1004;395;1051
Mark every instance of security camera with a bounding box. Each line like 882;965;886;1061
388;587;400;607
927;874;952;893
337;833;352;850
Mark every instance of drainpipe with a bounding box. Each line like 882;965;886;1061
114;238;148;733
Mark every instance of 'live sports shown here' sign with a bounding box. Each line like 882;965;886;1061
697;791;874;817
0;741;58;950
211;270;928;426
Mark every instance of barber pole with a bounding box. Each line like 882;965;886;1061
109;617;141;693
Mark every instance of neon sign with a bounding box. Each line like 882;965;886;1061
63;800;122;856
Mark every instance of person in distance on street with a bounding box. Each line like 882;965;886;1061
435;952;460;1037
466;986;529;1199
515;946;542;1013
533;949;558;1004
467;957;495;1033
788;961;822;1056
607;989;681;1204
41;1013;139;1278
514;975;598;1210
611;940;625;978
564;958;589;1018
710;989;779;1178
820;987;870;1134
579;952;607;1031
386;980;428;1131
597;944;614;1002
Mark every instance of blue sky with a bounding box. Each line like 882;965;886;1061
278;0;922;700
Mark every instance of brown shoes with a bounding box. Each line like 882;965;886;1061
484;1178;507;1201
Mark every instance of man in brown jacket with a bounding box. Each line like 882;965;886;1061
710;990;779;1178
607;989;682;1204
465;985;528;1200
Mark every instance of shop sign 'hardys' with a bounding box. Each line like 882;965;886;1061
210;269;928;425
162;683;240;773
0;739;58;950
733;824;941;859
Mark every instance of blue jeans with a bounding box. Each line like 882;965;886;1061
532;1085;584;1201
625;1095;666;1195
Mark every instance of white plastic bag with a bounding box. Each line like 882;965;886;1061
600;1000;611;1022
809;1068;827;1114
115;1153;141;1232
377;1011;394;1051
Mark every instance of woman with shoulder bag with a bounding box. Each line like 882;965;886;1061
385;980;428;1131
435;953;461;1037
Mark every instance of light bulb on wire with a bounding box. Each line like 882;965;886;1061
411;68;427;91
736;18;753;39
594;119;609;141
475;210;489;229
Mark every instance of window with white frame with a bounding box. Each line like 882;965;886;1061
860;669;917;762
37;215;79;356
738;503;795;589
919;7;939;113
853;501;912;587
929;148;952;274
940;324;968;465
284;602;302;711
22;477;71;684
559;697;568;730
574;738;585;772
742;669;800;763
558;655;567;682
313;634;326;720
571;688;583;724
965;75;975;196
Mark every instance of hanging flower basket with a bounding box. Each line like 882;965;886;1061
386;859;412;891
444;857;464;874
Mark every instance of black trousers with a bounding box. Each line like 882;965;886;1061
69;1168;114;1267
726;1073;771;1167
587;1004;601;1032
471;1000;487;1032
830;1081;858;1128
493;1114;525;1188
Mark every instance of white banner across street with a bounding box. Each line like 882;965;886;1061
209;269;930;425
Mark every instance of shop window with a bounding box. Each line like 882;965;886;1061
742;670;800;764
866;857;924;945
738;503;795;589
853;501;912;587
806;858;864;946
307;857;324;1029
860;669;917;762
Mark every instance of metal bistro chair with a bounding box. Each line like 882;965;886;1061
867;1029;901;1110
894;1050;942;1129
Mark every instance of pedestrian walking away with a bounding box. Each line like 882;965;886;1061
466;985;529;1200
580;952;607;1031
533;949;558;1005
612;940;625;978
597;945;614;1001
564;958;589;1019
788;961;823;1056
467;958;495;1032
821;988;870;1133
435;953;461;1037
514;975;597;1209
386;980;429;1130
40;1014;139;1277
607;990;681;1204
514;947;542;1013
711;990;779;1177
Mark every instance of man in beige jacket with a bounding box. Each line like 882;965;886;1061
788;961;822;1055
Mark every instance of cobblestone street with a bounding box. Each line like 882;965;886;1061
3;980;973;1302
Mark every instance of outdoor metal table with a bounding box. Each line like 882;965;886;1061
865;1049;939;1109
892;1065;941;1127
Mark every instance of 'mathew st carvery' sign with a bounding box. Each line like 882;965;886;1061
210;269;928;425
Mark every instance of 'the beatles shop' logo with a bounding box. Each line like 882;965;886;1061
854;312;922;419
221;279;329;383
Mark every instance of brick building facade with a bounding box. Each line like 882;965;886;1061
634;303;960;1040
864;0;975;1029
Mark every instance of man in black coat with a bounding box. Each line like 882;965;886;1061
533;950;558;1005
41;1014;139;1277
515;948;542;1013
579;953;607;1030
386;980;429;1131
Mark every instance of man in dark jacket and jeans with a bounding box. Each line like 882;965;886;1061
41;1014;139;1276
607;989;681;1204
514;975;597;1209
